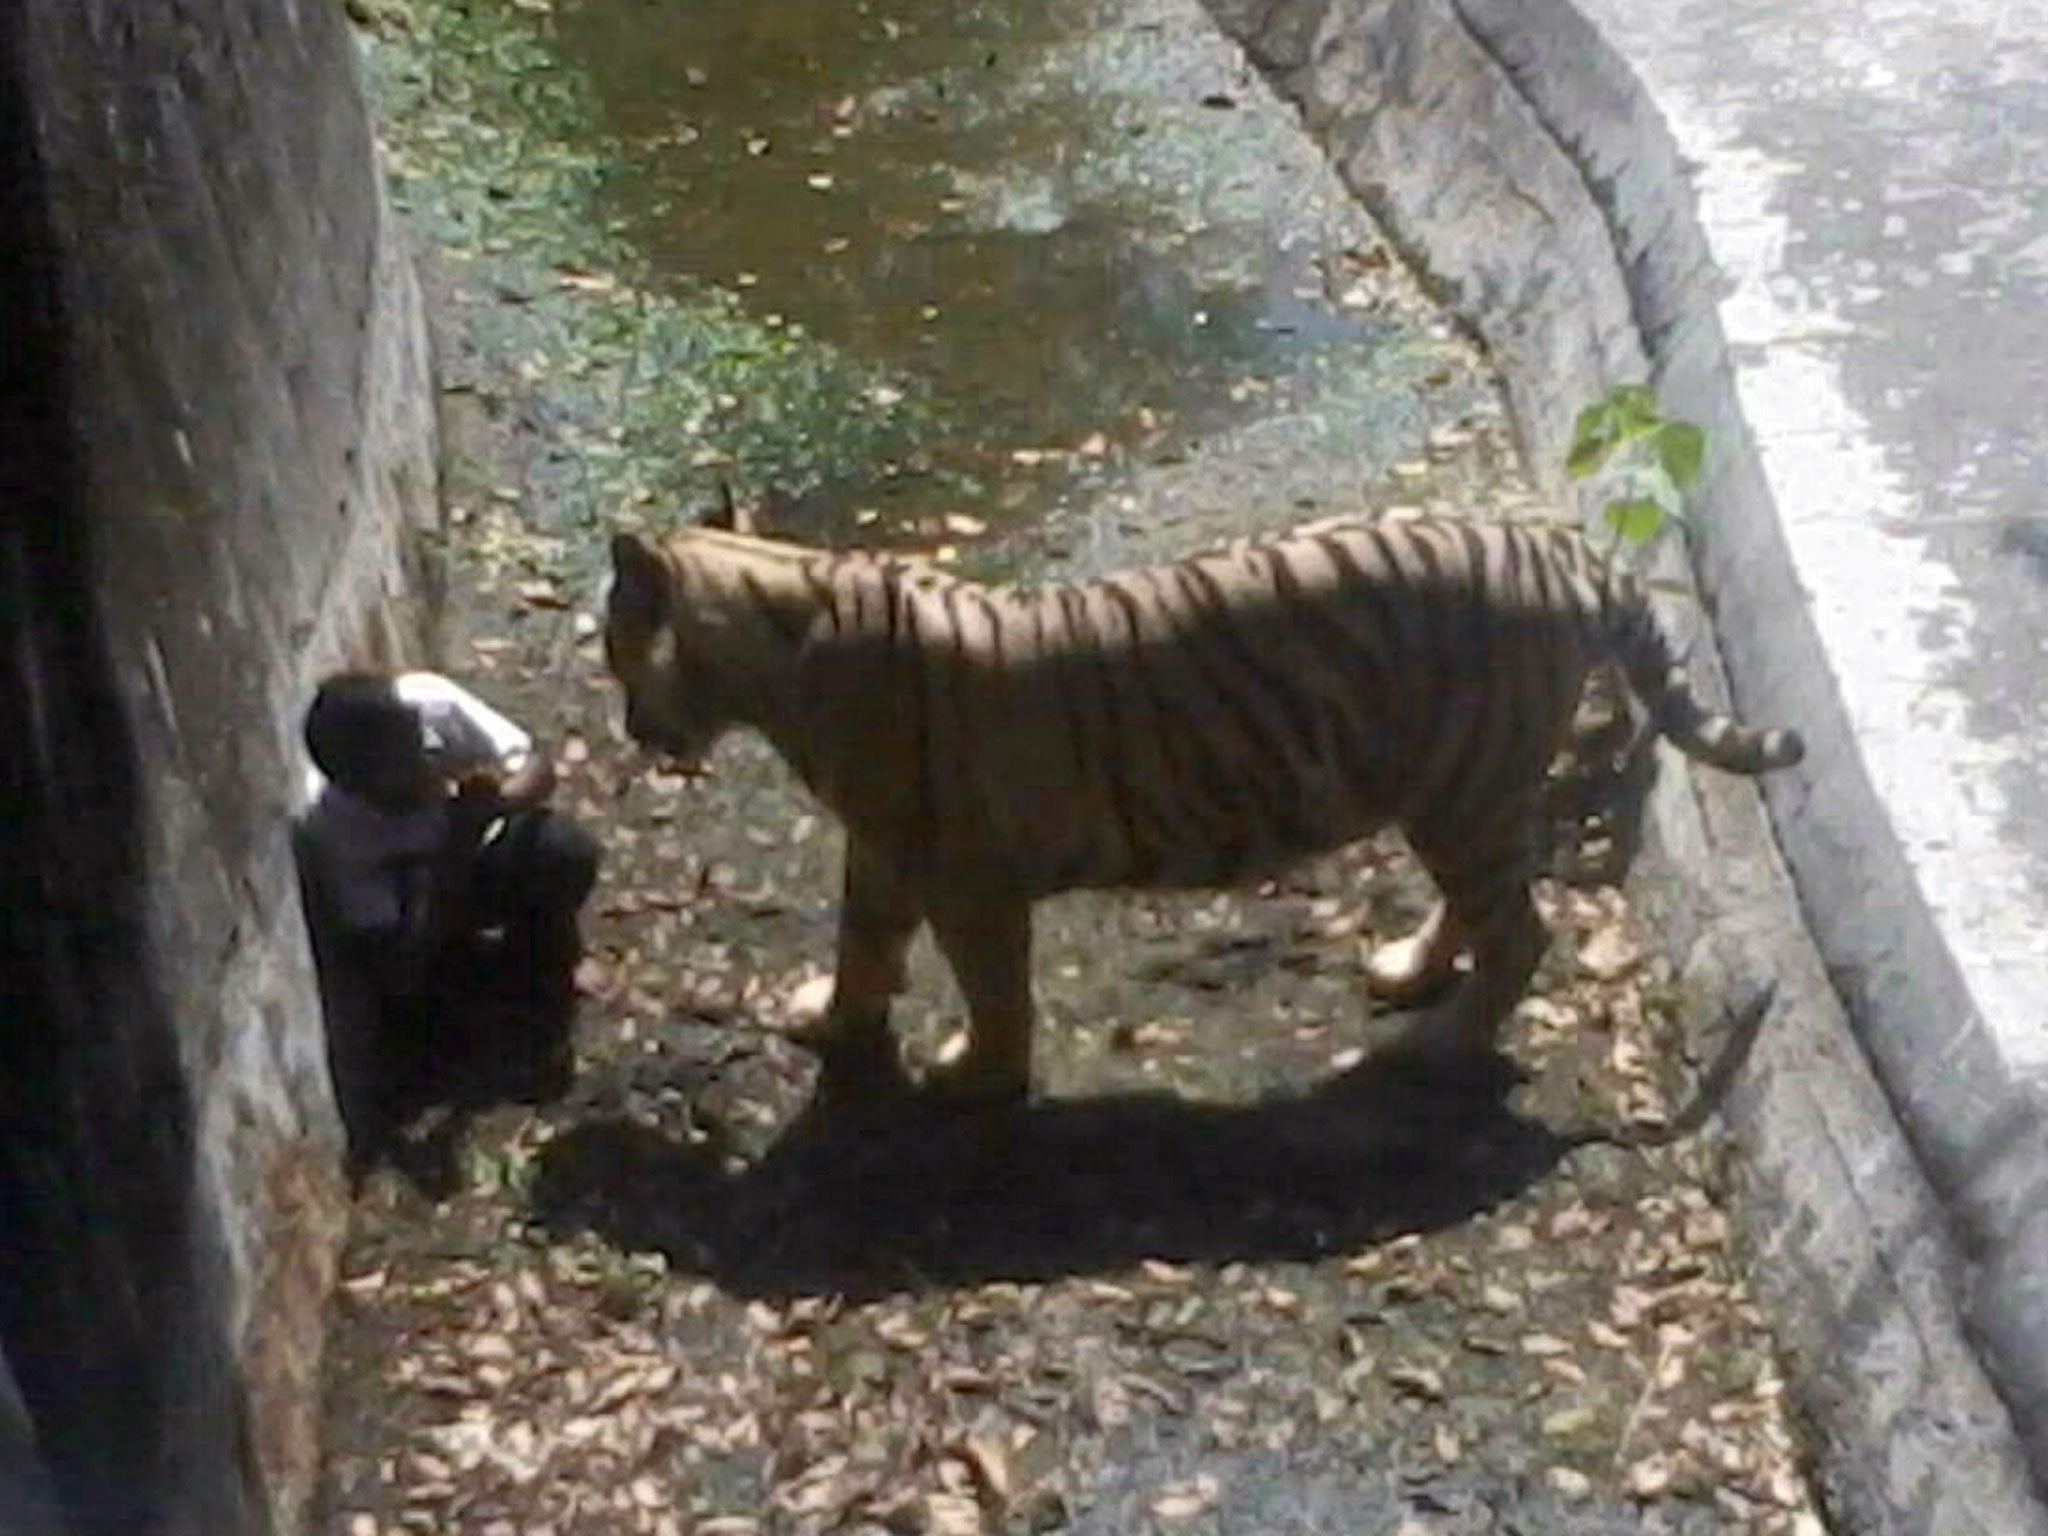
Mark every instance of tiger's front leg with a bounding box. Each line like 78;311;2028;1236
923;895;1037;1111
802;839;922;1097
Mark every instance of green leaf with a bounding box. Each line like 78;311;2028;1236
1566;435;1614;481
1610;383;1659;428
1602;496;1666;546
1567;401;1619;476
1611;417;1665;458
1657;422;1705;490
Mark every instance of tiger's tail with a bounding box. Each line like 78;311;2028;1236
1602;574;1805;776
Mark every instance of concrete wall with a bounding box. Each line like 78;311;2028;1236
0;2;438;1532
1198;2;2048;1534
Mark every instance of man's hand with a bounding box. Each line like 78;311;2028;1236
498;750;557;810
447;770;506;836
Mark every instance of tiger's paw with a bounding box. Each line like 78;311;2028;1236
920;1057;1032;1118
784;1012;841;1053
1363;928;1467;1006
1371;1016;1521;1100
811;1027;915;1109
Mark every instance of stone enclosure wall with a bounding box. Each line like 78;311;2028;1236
0;3;437;1532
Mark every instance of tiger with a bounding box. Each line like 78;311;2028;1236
601;497;1804;1113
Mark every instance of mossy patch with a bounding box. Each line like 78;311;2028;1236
350;0;943;551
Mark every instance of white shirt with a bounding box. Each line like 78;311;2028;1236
296;672;535;933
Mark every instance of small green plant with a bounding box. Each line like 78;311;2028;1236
1566;384;1704;551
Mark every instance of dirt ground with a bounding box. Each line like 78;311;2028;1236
312;360;1828;1536
315;2;1833;1524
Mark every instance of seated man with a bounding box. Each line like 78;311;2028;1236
294;669;599;1167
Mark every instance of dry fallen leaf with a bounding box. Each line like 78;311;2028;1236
1150;1474;1220;1522
554;266;618;294
463;1332;515;1361
785;972;835;1023
923;1490;983;1535
1548;1466;1593;1501
1386;1363;1445;1403
1627;1453;1675;1498
1433;1423;1462;1465
1542;1405;1598;1439
1587;1320;1631;1350
951;1432;1013;1510
1577;923;1640;981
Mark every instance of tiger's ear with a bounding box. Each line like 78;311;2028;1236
607;530;671;625
702;479;757;535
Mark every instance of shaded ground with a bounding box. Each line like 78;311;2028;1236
316;1;1829;1533
316;582;1822;1535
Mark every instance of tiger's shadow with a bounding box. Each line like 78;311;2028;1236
528;1053;1587;1301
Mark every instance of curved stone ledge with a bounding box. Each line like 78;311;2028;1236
1202;1;2048;1532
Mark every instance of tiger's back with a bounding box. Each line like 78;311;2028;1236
791;515;1796;896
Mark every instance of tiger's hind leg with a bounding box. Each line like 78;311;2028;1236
1364;896;1468;1004
1385;808;1549;1073
923;895;1037;1112
803;839;922;1098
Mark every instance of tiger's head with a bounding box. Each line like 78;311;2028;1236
602;487;809;769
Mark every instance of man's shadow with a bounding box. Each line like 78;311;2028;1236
528;1051;1590;1301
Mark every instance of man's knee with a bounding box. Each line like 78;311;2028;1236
557;819;600;905
535;814;600;910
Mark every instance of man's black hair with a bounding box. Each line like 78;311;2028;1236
303;671;419;792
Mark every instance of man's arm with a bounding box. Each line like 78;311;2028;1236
402;672;553;810
449;744;554;818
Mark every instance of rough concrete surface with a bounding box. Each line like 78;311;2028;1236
0;2;438;1533
1481;0;2048;1502
1204;0;2048;1532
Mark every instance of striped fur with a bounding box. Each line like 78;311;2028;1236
603;511;1804;1106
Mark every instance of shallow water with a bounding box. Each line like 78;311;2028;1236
553;0;1506;558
